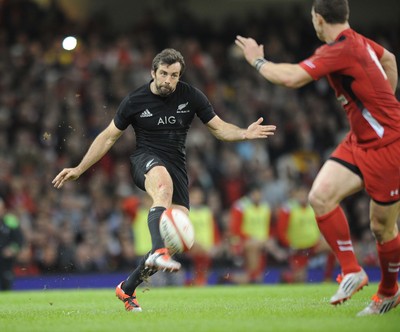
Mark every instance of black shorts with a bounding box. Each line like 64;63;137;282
129;151;189;209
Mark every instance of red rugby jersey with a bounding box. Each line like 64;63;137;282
300;28;400;148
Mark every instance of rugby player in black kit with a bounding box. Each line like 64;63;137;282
52;48;276;312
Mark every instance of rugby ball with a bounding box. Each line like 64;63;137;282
159;208;195;254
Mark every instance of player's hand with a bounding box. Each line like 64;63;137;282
244;117;276;140
52;168;81;188
235;36;265;66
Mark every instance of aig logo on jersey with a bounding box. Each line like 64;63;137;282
158;116;176;125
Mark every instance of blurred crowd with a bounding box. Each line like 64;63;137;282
0;0;398;283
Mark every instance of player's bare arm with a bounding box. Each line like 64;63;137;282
52;120;123;189
206;115;276;141
380;48;398;92
235;35;313;88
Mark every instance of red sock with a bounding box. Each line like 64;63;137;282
377;234;400;297
316;206;360;275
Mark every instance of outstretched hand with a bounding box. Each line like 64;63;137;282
235;35;264;66
52;168;81;189
245;117;276;140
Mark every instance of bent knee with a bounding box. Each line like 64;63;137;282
308;188;330;215
370;221;389;243
370;219;396;243
370;202;399;242
308;189;322;210
308;184;340;216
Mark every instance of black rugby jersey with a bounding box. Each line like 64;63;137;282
114;81;216;163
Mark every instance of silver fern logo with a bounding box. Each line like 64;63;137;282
177;102;190;113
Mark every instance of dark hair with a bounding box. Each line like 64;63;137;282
313;0;349;24
152;48;186;76
246;182;262;194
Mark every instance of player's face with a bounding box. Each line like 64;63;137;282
151;63;181;97
311;8;325;42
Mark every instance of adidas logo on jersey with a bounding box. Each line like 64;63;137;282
140;109;153;118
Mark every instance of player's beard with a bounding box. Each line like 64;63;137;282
154;80;174;97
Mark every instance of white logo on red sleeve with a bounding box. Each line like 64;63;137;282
303;60;316;69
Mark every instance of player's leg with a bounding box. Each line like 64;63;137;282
144;163;190;250
370;200;400;296
145;161;192;271
357;200;400;316
129;153;173;254
144;165;173;251
115;253;155;312
355;139;400;315
143;165;182;271
308;159;368;304
309;160;363;271
116;160;178;311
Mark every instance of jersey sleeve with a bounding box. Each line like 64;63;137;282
192;87;216;124
299;44;347;80
364;37;384;59
113;95;131;130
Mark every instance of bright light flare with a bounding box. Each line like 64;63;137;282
62;36;77;51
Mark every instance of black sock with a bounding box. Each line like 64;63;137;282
148;206;166;252
121;207;165;295
122;252;158;295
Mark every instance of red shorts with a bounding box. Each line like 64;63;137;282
331;135;400;204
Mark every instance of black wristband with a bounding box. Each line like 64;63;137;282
254;58;267;71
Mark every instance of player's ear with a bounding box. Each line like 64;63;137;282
151;70;156;79
311;8;324;26
315;12;325;26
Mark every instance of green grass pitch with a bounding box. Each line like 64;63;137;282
0;283;398;332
